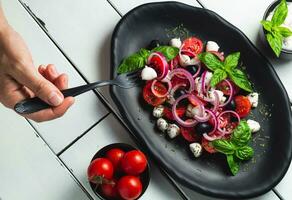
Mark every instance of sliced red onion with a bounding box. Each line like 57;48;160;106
217;110;240;135
201;71;207;94
151;79;172;98
218;79;234;107
202;109;219;141
172;94;202;127
147;52;169;80
169;68;195;93
169;83;187;97
203;131;224;141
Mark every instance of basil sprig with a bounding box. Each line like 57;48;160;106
117;46;179;74
212;121;254;175
261;0;292;57
198;52;253;92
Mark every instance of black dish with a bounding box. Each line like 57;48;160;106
110;2;292;199
89;143;150;200
260;0;292;59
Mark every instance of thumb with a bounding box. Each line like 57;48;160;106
10;65;64;106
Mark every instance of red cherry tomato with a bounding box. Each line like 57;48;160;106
201;137;217;153
117;176;142;200
121;150;147;175
216;80;232;96
143;81;166;106
148;54;165;77
180;126;198;142
163;107;186;121
234;95;251;118
101;179;119;199
105;148;125;170
182;37;203;55
87;158;114;184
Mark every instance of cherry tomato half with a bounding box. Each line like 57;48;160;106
121;150;147;176
234;95;251;118
87;158;114;184
182;37;203;55
105;148;125;170
180;126;198;142
201;137;217;154
143;81;167;106
117;176;142;200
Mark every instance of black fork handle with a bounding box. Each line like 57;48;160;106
14;80;113;114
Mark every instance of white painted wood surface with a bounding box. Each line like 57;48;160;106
199;0;292;101
2;0;109;153
109;0;202;15
0;106;90;200
60;114;183;200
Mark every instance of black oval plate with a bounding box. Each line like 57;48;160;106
110;2;292;199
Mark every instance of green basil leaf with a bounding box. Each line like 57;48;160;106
117;53;145;74
228;69;253;92
274;26;292;38
212;139;236;155
260;20;273;32
227;155;240;176
198;52;224;71
151;46;179;61
235;146;254;160
139;48;151;60
231;120;252;147
210;69;227;87
224;52;240;70
266;32;283;57
271;0;288;26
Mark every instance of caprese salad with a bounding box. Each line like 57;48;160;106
117;36;261;175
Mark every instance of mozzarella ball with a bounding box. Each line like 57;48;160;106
167;124;180;139
157;118;168;132
153;105;164;118
206;41;220;52
189;143;203;158
186;104;201;118
141;65;157;80
247;119;261;133
247;92;259;108
169;38;182;48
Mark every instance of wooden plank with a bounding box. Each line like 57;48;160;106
2;0;109;153
110;0;203;15
60;114;183;200
0;106;90;200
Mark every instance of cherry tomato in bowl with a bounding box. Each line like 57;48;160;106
89;143;150;200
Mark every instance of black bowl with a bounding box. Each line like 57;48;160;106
110;2;292;199
260;0;292;59
89;143;151;200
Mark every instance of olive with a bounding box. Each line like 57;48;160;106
195;122;213;135
147;40;161;50
226;99;236;111
186;65;198;75
173;89;186;99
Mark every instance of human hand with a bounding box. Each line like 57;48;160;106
0;26;74;122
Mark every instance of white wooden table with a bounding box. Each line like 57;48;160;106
0;0;291;199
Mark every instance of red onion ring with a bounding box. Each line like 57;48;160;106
200;71;207;94
202;109;219;141
169;68;195;93
147;52;169;80
172;94;203;127
169;83;187;97
217;110;240;135
218;79;234;107
151;79;172;98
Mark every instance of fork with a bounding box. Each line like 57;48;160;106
14;71;141;114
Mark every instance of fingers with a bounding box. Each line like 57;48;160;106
24;97;75;122
8;63;64;107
